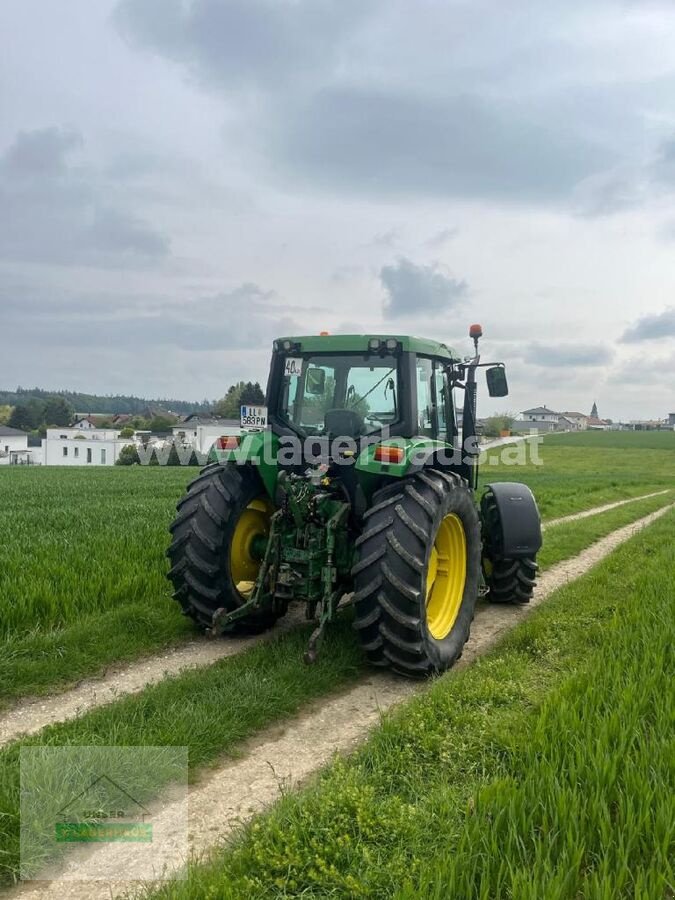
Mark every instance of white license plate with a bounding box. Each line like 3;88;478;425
240;405;268;429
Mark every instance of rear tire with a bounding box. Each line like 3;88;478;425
167;463;280;632
352;470;481;677
481;487;538;604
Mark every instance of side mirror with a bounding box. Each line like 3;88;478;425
306;367;326;395
486;365;508;397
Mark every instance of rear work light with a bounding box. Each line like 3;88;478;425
216;436;240;450
374;445;404;464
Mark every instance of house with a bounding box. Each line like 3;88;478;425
514;406;561;433
72;414;113;430
42;427;133;466
560;411;588;431
0;425;32;465
172;416;240;455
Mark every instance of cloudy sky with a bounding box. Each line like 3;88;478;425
2;0;675;419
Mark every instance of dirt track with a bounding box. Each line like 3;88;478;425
1;489;668;749
9;503;672;900
542;489;670;529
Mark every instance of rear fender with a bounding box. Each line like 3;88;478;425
210;431;280;500
355;437;456;479
482;482;542;558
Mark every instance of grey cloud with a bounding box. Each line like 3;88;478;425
620;307;675;342
114;0;370;90
0;127;170;267
1;126;83;178
0;279;295;353
523;342;614;367
424;228;459;249
271;88;613;204
380;257;467;318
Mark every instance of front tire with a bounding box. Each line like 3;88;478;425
352;470;481;677
167;463;280;632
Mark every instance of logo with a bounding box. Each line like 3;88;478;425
55;774;152;844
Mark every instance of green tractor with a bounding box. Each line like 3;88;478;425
167;328;542;677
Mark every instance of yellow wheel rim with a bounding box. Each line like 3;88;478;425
230;497;273;596
425;513;467;640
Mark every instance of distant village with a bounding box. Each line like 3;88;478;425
508;403;675;434
1;402;674;467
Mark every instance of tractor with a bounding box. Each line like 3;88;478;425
167;328;542;677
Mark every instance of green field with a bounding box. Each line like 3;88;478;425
0;435;672;890
147;510;675;899
0;431;673;707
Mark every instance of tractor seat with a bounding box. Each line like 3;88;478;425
324;408;364;439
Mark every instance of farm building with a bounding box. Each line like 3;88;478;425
0;425;32;465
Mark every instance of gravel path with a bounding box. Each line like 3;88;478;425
542;489;670;529
9;503;672;900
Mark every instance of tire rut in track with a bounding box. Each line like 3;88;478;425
10;503;673;900
542;489;669;530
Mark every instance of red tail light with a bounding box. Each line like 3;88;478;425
374;445;404;464
216;436;240;450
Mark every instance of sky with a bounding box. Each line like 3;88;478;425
1;0;675;420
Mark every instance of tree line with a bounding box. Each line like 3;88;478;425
0;381;266;435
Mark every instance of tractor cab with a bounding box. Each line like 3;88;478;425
267;334;472;442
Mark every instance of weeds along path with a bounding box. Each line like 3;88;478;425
542;488;670;529
9;503;673;900
0;489;670;749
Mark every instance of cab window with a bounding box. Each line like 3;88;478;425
416;358;434;436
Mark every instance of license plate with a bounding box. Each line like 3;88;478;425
240;405;268;429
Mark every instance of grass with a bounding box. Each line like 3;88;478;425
480;430;675;519
1;430;673;706
146;509;675;899
0;495;671;886
0;619;364;885
0;467;194;708
537;490;672;570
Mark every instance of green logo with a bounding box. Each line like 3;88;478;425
55;774;152;844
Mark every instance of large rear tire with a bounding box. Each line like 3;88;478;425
352;470;481;677
167;463;280;632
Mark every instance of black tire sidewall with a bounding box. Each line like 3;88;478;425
419;479;481;670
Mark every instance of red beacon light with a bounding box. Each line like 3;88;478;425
319;331;330;336
469;323;483;340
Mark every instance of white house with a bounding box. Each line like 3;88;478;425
0;426;31;465
42;428;132;466
172;417;240;456
514;407;562;432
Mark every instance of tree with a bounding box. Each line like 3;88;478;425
481;413;516;438
215;381;265;418
240;381;265;405
43;397;74;427
0;405;12;425
149;415;177;433
8;405;34;431
119;426;135;438
115;444;140;466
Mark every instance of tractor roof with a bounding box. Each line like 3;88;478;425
274;334;460;360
